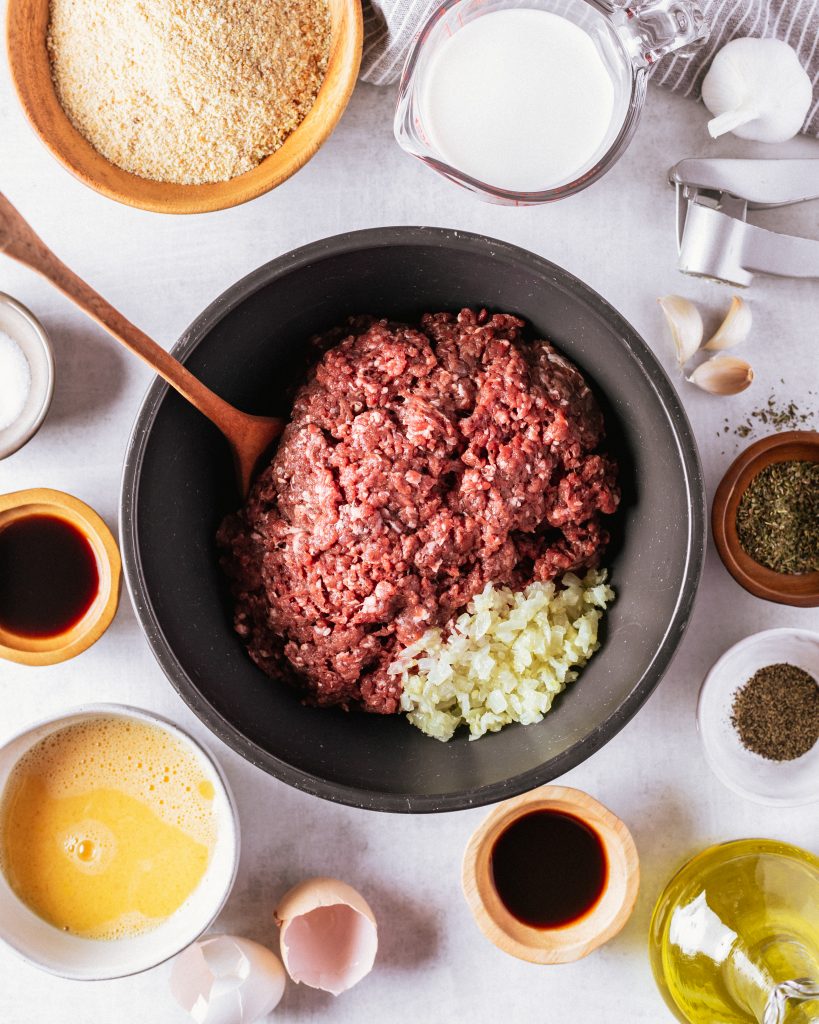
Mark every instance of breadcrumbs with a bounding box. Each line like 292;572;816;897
47;0;330;184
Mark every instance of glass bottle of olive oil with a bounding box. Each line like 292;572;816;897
650;840;819;1024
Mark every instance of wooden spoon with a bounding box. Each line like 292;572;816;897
0;192;284;495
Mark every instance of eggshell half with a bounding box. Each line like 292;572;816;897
275;878;378;996
170;934;286;1024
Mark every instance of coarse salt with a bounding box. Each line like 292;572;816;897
0;331;31;431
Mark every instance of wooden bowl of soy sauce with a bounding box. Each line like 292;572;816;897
462;785;639;963
0;489;121;665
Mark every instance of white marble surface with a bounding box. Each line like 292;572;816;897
2;29;819;1023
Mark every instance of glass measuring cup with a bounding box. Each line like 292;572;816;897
394;0;708;204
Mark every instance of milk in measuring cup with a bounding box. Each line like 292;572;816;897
419;9;619;193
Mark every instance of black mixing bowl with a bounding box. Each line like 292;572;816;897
120;227;704;813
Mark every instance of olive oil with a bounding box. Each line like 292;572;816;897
650;840;819;1024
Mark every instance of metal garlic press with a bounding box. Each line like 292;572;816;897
669;158;819;286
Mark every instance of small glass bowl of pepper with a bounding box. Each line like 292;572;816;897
712;430;819;607
697;627;819;807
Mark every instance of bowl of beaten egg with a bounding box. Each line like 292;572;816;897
0;704;238;978
6;0;362;213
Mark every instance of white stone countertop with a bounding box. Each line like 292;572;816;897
1;26;818;1023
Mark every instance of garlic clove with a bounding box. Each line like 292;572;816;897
658;295;703;366
703;296;752;350
688;355;754;395
702;38;812;144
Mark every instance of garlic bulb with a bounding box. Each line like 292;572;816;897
703;296;752;350
702;38;812;144
658;295;703;365
688;355;754;395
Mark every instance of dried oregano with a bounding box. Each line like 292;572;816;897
736;460;819;574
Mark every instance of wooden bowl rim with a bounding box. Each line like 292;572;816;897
711;430;819;608
461;785;640;964
5;0;363;214
0;487;121;665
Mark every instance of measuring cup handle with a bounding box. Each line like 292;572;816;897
616;0;709;66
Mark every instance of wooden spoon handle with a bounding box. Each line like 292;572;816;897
0;192;246;439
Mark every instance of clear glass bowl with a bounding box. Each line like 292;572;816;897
697;627;819;808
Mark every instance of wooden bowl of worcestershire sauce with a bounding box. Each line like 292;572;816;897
0;488;121;665
462;785;639;963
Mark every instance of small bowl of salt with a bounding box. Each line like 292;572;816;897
0;293;54;459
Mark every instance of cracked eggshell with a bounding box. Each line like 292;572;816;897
170;935;286;1024
275;878;378;996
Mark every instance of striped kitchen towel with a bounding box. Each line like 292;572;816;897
361;0;819;136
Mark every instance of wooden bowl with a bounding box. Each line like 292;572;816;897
462;785;639;964
0;488;121;665
6;0;362;214
712;431;819;608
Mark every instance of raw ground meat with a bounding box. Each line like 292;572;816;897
217;309;619;713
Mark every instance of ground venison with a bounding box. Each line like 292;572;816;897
217;308;619;713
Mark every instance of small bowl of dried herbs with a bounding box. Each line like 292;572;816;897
697;628;819;807
712;430;819;607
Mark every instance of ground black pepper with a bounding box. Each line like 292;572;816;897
735;460;819;574
731;663;819;761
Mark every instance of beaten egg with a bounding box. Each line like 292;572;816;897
0;716;218;939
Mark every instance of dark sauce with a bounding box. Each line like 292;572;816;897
491;809;607;928
0;515;99;638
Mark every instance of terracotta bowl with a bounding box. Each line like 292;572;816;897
712;431;819;608
0;488;121;665
462;785;639;963
6;0;362;214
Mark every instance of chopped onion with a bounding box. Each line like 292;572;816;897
391;570;614;741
